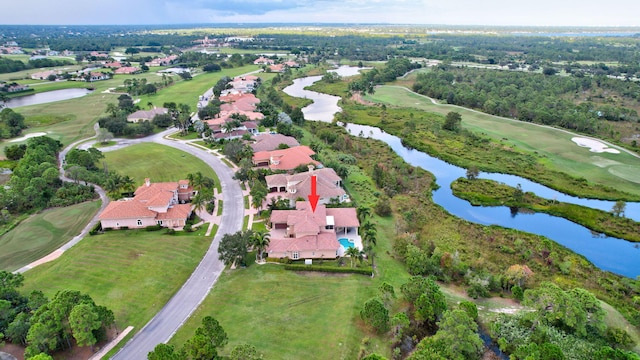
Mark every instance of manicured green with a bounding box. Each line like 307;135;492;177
0;201;101;271
21;229;212;332
251;221;266;233
243;215;249;230
136;65;259;107
9;80;91;96
364;85;640;198
451;178;640;242
102;143;219;186
169;263;389;359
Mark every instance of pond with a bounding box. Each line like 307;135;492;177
283;70;640;278
5;88;93;108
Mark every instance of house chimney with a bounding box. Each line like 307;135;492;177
145;178;151;187
308;164;314;173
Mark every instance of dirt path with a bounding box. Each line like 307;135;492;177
438;282;527;315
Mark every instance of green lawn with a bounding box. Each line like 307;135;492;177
169;264;390;359
21;228;212;332
365;85;640;197
136;65;260;107
102;143;220;188
0;201;101;272
0;65;85;82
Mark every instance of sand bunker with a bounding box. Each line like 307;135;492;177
9;132;47;142
572;137;620;154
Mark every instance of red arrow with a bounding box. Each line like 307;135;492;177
308;175;320;213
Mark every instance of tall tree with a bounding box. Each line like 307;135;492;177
432;309;483;360
218;231;251;267
69;303;101;349
360;297;389;333
442;111;462;132
251;231;270;262
611;200;626;217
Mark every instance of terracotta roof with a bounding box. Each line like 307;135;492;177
99;179;191;221
269;64;285;72
127;108;168;121
266;168;345;202
267;233;339;253
252;146;318;171
265;173;288;187
251;134;300;152
99;199;156;220
115;66;140;74
326;208;360;228
156;204;192;220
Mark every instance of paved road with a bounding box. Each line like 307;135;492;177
111;132;244;360
14;136;111;274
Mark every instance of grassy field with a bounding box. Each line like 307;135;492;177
169;262;390;359
0;201;101;272
21;228;212;332
365;85;640;197
135;65;260;106
3;65;259;156
0;64;85;82
102;143;220;188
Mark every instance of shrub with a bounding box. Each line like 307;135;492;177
165;228;176;235
145;224;163;231
512;285;524;301
89;222;102;235
459;300;478;321
284;264;372;276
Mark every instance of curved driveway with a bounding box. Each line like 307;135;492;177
108;131;244;359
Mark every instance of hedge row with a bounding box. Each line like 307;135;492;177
283;264;373;276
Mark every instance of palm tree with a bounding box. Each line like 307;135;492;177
361;221;377;246
252;231;271;262
345;246;363;268
121;175;136;196
222;120;236;134
191;192;209;215
357;206;371;224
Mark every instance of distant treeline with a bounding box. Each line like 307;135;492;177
0;57;74;74
412;66;640;135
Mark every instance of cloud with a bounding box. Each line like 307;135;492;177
0;0;638;26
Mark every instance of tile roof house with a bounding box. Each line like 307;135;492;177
267;202;360;259
4;84;30;93
114;66;141;75
104;61;122;69
149;55;178;67
88;72;110;82
254;56;275;65
250;134;300;152
283;60;300;68
252;146;318;171
268;64;285;73
266;166;348;207
219;93;260;110
90;52;110;58
127;108;169;123
99;178;195;230
30;70;59;80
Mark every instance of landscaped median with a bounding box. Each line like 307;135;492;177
451;178;640;242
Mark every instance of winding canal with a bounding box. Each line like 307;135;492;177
284;69;640;278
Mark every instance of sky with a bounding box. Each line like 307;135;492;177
2;0;639;27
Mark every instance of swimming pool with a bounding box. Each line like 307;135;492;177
339;238;354;249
